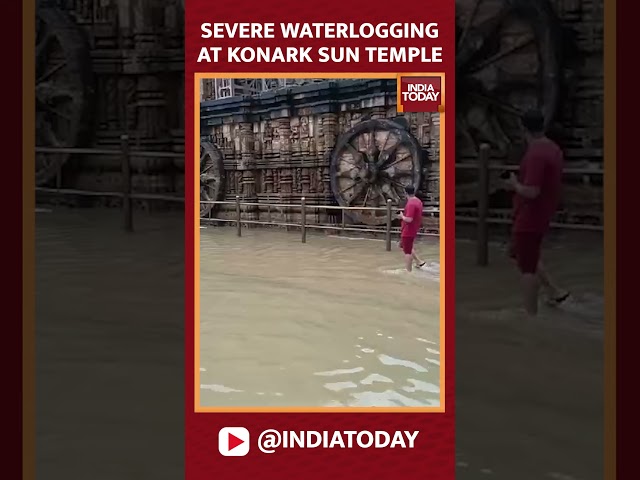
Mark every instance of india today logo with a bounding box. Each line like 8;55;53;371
218;427;250;456
398;76;443;113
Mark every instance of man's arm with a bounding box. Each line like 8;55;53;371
511;154;545;199
399;203;419;223
513;181;540;199
399;212;414;223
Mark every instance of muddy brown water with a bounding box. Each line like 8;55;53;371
198;227;441;408
36;208;603;480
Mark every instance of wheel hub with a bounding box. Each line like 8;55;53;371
364;161;379;183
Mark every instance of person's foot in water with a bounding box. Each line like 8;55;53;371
546;291;570;306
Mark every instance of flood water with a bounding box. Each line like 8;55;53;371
199;227;441;408
35;208;604;480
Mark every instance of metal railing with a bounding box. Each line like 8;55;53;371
35;139;605;264
201;196;439;252
36;135;184;232
473;143;604;266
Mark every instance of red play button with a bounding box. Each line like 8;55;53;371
218;427;250;456
228;433;244;451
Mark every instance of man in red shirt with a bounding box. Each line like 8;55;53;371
398;185;426;272
506;110;570;316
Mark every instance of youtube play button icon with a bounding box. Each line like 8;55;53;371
218;427;250;456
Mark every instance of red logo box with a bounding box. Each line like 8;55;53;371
397;76;443;113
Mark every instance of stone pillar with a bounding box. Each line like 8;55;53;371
319;112;338;220
320;113;337;156
136;75;168;149
275;117;293;224
133;0;156;49
276;117;293;195
238;122;258;221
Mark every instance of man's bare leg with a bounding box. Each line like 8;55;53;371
412;251;426;267
405;254;413;272
522;273;540;316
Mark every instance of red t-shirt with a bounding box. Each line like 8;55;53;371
401;196;423;238
513;139;564;234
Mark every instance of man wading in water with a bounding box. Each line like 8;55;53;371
505;109;570;316
398;185;426;272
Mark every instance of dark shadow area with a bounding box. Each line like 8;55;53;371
455;228;603;479
35;0;185;478
36;208;185;479
455;0;604;477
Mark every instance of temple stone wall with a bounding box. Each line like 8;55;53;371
196;79;440;224
44;0;603;225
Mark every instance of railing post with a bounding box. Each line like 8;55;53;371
385;199;393;251
235;195;241;237
120;134;133;232
301;197;307;243
477;143;490;266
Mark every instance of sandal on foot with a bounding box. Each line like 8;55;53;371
549;292;570;305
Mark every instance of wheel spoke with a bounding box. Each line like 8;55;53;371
41;103;71;121
457;0;483;49
36;31;54;63
379;129;392;153
37;61;66;83
36;83;77;103
335;165;361;179
362;186;372;206
346;181;368;206
469;91;524;117
383;151;413;170
493;74;539;91
201;160;216;174
367;126;379;157
457;5;510;69
42;121;62;147
338;181;359;196
378;142;401;169
467;37;535;74
342;141;364;163
390;170;414;177
201;173;218;184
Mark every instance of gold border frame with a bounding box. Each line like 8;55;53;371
193;72;446;413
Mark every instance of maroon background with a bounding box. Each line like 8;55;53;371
6;2;631;480
186;1;456;479
400;76;442;112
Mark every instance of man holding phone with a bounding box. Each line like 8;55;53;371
505;109;570;316
398;185;427;272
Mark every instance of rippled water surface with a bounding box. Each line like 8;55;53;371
199;228;441;407
35;208;604;479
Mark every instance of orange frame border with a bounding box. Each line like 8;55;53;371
193;72;446;413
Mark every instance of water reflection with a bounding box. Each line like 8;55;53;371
199;228;441;407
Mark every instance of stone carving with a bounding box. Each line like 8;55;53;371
200;80;438;225
36;0;183;191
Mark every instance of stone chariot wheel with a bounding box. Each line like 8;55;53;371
36;7;93;186
456;0;562;161
330;119;423;226
200;141;225;218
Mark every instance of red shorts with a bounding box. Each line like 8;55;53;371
509;232;543;274
399;236;416;255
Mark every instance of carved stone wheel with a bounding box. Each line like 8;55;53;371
456;0;562;160
330;119;423;226
36;7;92;186
200;141;225;218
